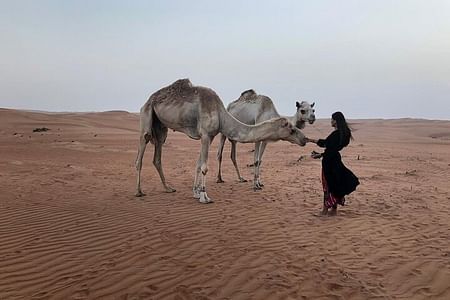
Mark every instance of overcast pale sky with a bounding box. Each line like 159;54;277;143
1;0;449;119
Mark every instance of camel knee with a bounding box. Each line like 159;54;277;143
201;164;208;175
144;133;152;144
140;132;151;144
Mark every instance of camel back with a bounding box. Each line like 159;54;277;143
149;79;199;105
149;79;223;112
229;89;275;112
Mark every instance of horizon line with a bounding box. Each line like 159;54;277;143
1;107;449;122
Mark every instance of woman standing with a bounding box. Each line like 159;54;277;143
308;112;359;215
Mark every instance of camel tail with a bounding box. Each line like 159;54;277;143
139;100;156;145
135;100;155;172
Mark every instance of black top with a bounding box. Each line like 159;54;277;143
317;130;346;156
317;129;359;197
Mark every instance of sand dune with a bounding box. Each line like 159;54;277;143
1;108;449;299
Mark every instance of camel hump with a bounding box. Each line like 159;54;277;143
171;78;193;90
150;78;196;105
241;89;256;97
238;89;259;102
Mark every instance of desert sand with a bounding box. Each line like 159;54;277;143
0;108;449;300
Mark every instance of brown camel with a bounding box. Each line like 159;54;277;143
135;79;307;203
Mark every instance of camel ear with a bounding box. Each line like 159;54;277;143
282;120;289;127
296;101;300;109
311;102;315;108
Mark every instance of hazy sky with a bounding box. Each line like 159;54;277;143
1;0;449;119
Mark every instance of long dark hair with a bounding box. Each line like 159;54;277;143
332;111;352;147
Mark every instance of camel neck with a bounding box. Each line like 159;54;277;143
220;111;276;143
284;115;296;124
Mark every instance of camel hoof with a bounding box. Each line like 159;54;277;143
199;198;214;204
239;178;248;183
216;178;225;183
164;187;176;193
135;191;146;197
253;186;262;191
198;192;213;204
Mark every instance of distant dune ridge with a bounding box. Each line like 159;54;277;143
1;108;449;299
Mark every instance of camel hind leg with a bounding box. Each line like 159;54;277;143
193;156;202;198
153;125;176;193
230;140;247;183
216;134;226;183
135;107;174;196
230;141;247;182
254;141;267;190
135;109;153;197
135;132;150;197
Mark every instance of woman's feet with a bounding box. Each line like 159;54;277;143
328;207;337;216
320;205;337;216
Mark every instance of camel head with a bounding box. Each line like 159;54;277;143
274;118;307;146
295;101;316;129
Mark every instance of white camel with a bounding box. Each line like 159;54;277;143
135;79;308;203
216;89;316;190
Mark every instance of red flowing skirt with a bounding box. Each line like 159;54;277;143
322;169;345;208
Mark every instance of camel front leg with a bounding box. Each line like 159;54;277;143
216;134;226;183
254;141;267;190
153;140;176;193
198;136;213;204
135;133;149;197
230;140;247;182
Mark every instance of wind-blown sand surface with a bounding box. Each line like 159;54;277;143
1;108;449;300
